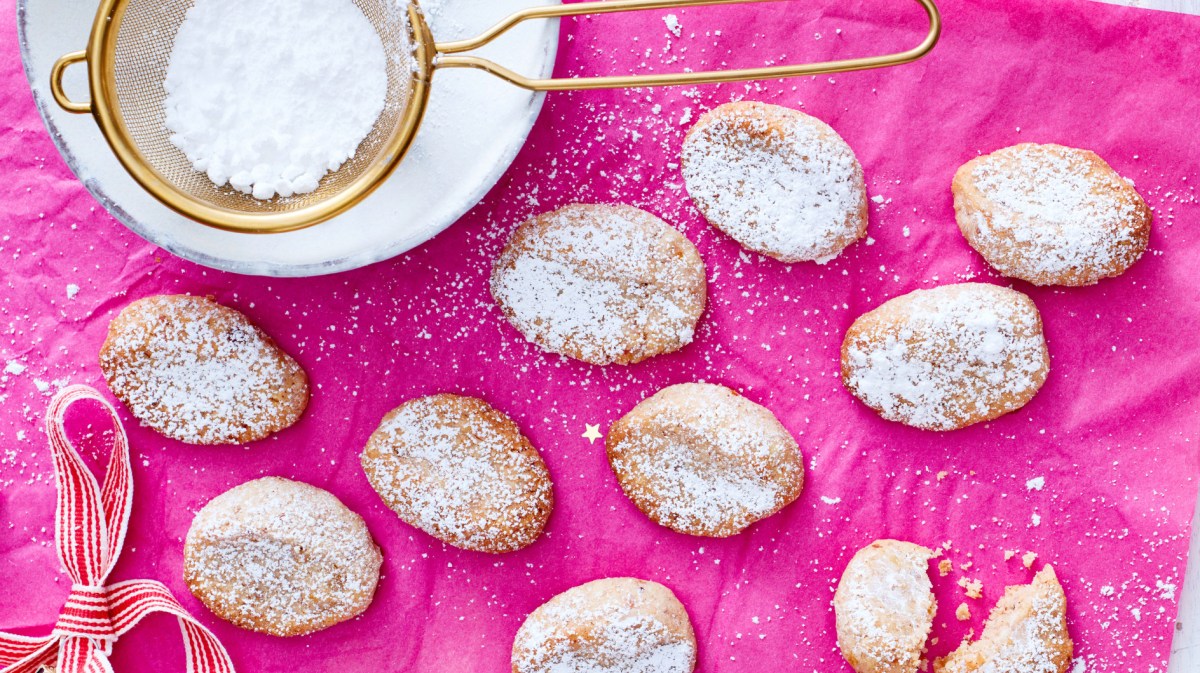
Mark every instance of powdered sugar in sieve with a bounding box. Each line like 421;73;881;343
163;0;392;200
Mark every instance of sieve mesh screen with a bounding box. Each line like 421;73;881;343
108;0;416;214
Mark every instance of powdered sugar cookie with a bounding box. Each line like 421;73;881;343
841;283;1049;431
681;101;868;263
361;394;553;553
935;566;1072;673
606;383;803;537
512;577;697;673
834;540;937;673
491;204;707;366
99;295;308;445
184;477;382;637
953;143;1151;286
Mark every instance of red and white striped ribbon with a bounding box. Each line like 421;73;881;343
0;385;235;673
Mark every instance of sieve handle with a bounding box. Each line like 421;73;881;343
50;51;92;114
433;0;941;91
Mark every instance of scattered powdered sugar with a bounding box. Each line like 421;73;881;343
513;579;695;673
681;103;866;263
491;205;706;366
362;395;551;552
961;144;1148;284
609;383;803;537
835;540;935;671
844;283;1048;431
164;0;389;199
99;295;307;444
184;477;381;636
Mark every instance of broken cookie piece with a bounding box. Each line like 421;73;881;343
834;539;937;673
935;566;1072;673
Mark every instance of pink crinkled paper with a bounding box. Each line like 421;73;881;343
2;0;1199;671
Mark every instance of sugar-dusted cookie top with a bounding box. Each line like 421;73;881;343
681;101;868;264
361;393;553;553
512;577;697;673
491;203;707;366
834;540;937;673
841;283;1049;431
606;382;803;537
99;294;308;444
953;143;1151;286
184;477;382;637
935;566;1073;673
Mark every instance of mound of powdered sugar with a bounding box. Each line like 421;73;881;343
163;0;389;199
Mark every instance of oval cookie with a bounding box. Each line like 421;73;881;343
184;477;382;637
490;203;707;366
361;394;553;553
841;283;1049;431
99;294;308;445
953;143;1151;286
681;101;868;263
834;540;937;673
606;382;804;537
935;566;1072;673
512;577;697;673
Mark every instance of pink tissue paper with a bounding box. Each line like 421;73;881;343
1;0;1199;671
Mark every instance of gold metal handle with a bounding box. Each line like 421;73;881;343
434;0;941;91
50;51;92;114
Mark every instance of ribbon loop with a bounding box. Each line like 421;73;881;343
0;386;235;673
44;387;133;588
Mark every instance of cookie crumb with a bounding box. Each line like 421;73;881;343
938;559;953;577
956;603;971;621
1022;552;1038;569
958;577;983;599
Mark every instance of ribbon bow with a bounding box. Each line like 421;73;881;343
0;386;235;673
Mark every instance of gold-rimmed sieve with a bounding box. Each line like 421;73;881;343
50;0;941;235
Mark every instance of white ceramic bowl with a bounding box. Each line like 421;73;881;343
18;0;560;277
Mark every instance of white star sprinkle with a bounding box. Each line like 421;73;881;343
582;424;603;444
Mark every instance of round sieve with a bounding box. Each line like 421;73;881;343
50;0;941;235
